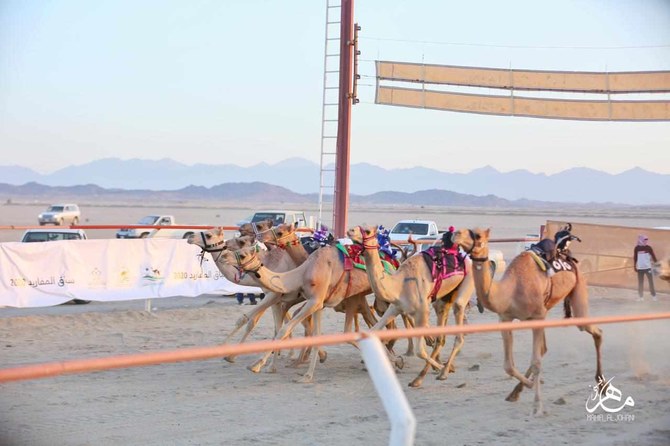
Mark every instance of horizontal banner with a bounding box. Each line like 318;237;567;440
376;61;670;93
0;239;261;308
375;85;670;121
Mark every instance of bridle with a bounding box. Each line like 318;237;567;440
195;231;227;264
464;229;489;263
360;226;379;250
232;249;263;278
265;226;300;249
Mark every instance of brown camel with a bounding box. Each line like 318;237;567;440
347;225;474;387
654;257;670;281
452;227;605;416
219;240;405;383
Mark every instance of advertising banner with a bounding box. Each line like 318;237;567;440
0;239;261;308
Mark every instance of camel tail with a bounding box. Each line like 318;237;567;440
563;296;572;319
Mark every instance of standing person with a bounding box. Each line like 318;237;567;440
634;234;658;301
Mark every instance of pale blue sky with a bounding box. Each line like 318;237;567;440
1;0;669;175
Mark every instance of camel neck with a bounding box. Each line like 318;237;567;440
361;245;399;304
471;257;503;314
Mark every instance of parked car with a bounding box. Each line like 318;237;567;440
21;228;88;243
116;215;176;239
38;204;81;226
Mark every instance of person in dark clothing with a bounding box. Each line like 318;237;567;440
634;234;658;301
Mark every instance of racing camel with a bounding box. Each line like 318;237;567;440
218;238;408;383
347;225;474;387
452;227;605;416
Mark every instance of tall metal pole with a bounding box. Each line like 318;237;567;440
334;0;354;238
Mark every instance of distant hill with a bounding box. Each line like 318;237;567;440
0;157;668;205
1;181;665;212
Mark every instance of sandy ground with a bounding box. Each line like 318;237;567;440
1;287;669;446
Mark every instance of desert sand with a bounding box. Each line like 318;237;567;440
1;203;669;445
1;288;669;445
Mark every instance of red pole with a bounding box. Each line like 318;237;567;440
333;0;354;238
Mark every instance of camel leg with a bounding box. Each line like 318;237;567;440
370;304;405;369
297;308;323;383
437;299;467;380
248;298;323;375
501;318;533;390
506;330;547;402
402;314;415;356
408;304;444;388
569;282;605;385
409;300;449;388
529;328;545;416
223;292;279;363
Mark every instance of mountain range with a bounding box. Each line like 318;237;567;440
0;157;668;205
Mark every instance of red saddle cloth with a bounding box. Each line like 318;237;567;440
420;246;466;301
337;243;399;272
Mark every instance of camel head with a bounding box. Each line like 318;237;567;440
453;227;491;260
221;246;263;274
225;235;260;251
187;227;226;252
257;222;297;247
654;258;670;282
346;224;379;248
238;219;274;238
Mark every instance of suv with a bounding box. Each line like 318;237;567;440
389;219;439;244
116;215;175;239
21;228;88;242
38;204;81;226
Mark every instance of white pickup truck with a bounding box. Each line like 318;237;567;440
117;215;201;240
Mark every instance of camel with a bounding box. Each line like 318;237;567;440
347;225;474;387
654;257;670;281
188;229;318;369
218;239;404;383
452;227;605;416
188;225;378;372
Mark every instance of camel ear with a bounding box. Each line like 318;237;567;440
485;228;491;237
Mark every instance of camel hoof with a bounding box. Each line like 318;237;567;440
318;350;328;364
247;362;263;374
394;356;405;370
505;391;520;402
532;406;547;417
223;356;236;363
295;374;314;384
408;378;423;388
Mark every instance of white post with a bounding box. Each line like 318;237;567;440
359;334;416;446
144;298;152;313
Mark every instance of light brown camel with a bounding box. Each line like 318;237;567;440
219;241;405;383
188;230;318;370
452;227;605;416
347;225;474;387
188;225;378;371
654;257;670;281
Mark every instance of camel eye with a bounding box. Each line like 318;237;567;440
475;234;481;240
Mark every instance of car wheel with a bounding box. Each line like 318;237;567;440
72;217;79;225
56;219;63;226
139;233;149;238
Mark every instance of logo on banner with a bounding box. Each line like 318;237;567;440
585;376;635;422
88;267;106;288
141;266;164;285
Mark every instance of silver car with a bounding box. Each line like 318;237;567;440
38;203;81;226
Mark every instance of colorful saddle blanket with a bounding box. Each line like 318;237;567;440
420;246;466;301
335;242;399;273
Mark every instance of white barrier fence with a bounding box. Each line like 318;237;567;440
0;239;261;307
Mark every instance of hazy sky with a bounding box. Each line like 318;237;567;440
1;0;669;175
